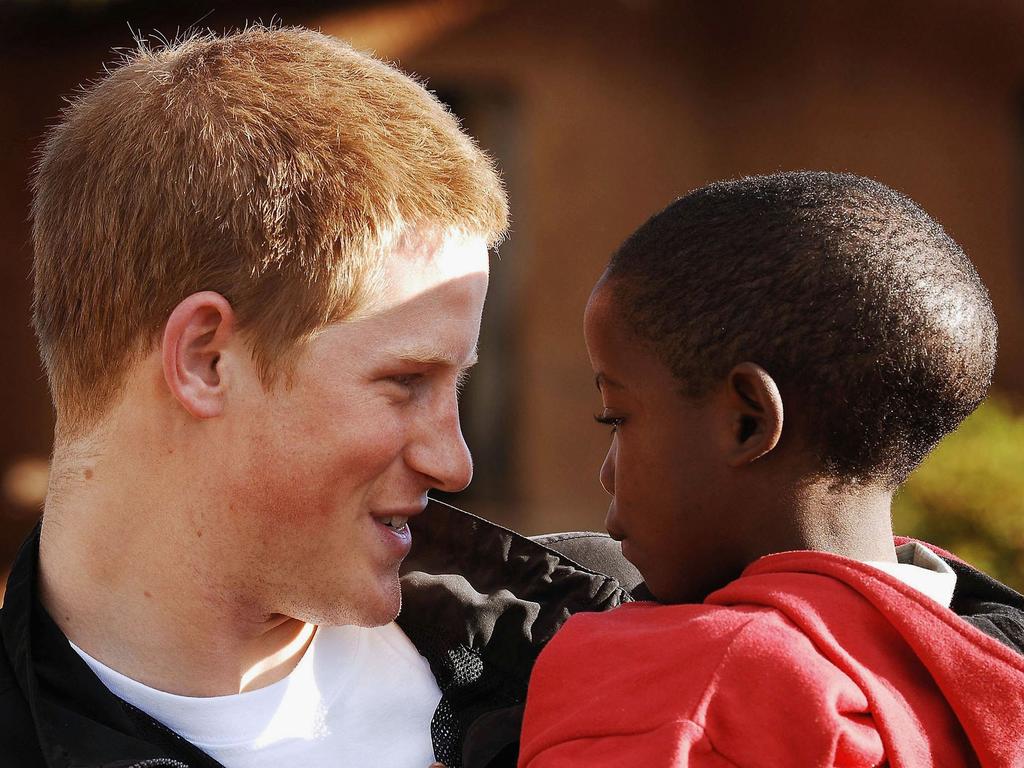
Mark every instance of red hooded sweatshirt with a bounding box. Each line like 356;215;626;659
518;550;1024;767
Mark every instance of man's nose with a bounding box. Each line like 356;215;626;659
407;396;474;493
599;439;616;496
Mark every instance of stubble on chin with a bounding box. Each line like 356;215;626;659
282;571;404;628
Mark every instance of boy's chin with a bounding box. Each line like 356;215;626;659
642;571;729;606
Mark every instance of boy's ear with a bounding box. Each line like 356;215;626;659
723;362;784;467
161;291;237;420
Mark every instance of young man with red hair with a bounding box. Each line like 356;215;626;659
2;26;635;768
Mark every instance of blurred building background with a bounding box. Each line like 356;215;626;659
2;0;1023;593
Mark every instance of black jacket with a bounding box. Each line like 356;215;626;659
3;500;1023;768
0;502;637;768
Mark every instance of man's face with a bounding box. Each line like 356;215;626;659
584;283;742;604
226;229;489;626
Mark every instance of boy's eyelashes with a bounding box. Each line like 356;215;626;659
594;412;625;433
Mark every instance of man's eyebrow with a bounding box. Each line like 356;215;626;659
595;372;624;391
396;346;479;370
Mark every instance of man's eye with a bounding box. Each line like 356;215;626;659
388;373;423;388
593;413;624;433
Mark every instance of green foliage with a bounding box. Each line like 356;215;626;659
893;395;1024;592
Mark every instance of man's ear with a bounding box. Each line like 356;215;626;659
161;291;237;420
723;362;784;467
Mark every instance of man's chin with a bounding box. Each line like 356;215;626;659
353;588;402;627
309;575;402;627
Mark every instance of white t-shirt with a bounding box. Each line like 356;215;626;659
864;540;958;607
70;621;442;768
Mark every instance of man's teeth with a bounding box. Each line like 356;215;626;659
381;516;409;530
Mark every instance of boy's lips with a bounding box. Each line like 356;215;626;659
605;505;626;541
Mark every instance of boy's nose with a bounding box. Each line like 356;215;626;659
599;439;616;496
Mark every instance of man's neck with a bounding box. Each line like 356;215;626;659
38;455;314;697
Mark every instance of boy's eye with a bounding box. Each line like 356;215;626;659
593;413;624;433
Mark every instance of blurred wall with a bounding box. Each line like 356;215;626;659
2;1;1024;583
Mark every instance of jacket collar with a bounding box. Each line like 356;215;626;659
397;500;632;767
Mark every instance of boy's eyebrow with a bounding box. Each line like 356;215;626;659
595;372;624;391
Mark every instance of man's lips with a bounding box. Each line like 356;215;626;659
370;504;427;532
368;505;424;561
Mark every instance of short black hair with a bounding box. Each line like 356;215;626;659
604;171;997;486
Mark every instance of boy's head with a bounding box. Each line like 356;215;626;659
32;25;507;439
585;171;996;602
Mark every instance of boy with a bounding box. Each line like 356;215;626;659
518;172;1024;766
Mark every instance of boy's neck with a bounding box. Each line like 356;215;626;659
782;478;897;563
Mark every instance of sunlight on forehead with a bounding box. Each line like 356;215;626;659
349;227;490;320
393;227;488;286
